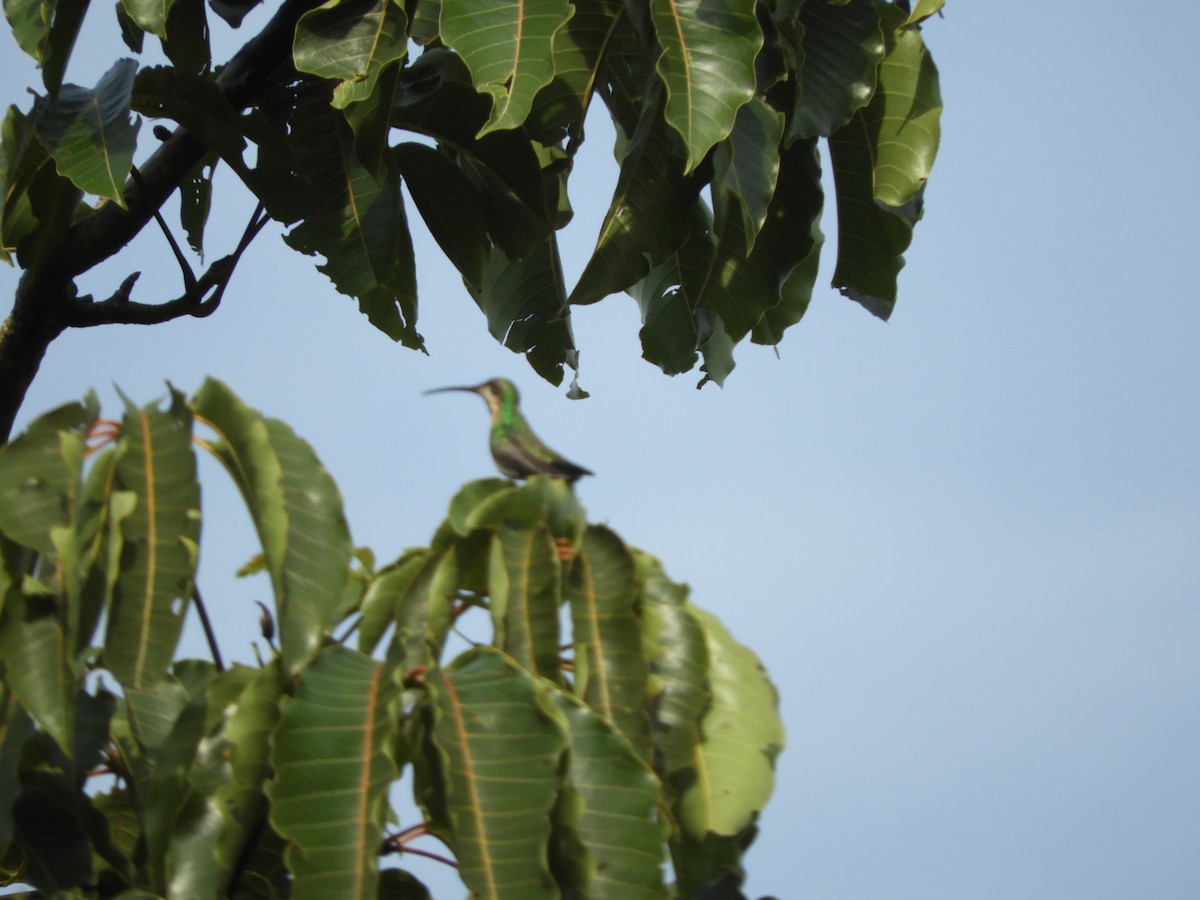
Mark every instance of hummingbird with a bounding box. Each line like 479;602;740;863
425;378;593;483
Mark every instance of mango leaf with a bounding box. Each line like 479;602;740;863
160;0;211;78
179;154;214;258
0;700;35;847
4;0;87;95
293;0;409;110
391;49;555;259
901;0;944;28
211;662;287;879
567;525;650;762
268;647;399;899
711;96;783;254
676;605;784;839
699;134;824;343
0;394;95;556
254;82;422;349
488;524;562;681
440;0;573;135
866;22;942;208
649;0;760;171
546;685;669;898
130;65;251;169
192;378;353;676
464;476;586;546
104;387;199;690
425;647;567;899
747;135;824;346
629;203;716;377
0;105;48;264
525;0;625;145
635;552;707;778
357;549;431;655
119;0;174;37
569;87;698;305
787;0;884;141
0;591;74;753
470;240;577;385
33;58;140;206
827;16;940;317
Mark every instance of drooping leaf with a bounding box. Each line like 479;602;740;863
390;49;555;259
161;0;211;78
675;605;784;839
699;135;823;342
0;104;49;264
901;0;945;28
488;524;562;681
546;685;669;898
865;22;942;208
567;525;650;761
425;647;567;899
104;386;199;689
192;378;353;676
254;82;422;349
648;0;760;171
179;154;214;258
33;58;140;206
119;0;174;37
4;0;87;95
268;647;399;899
440;0;573;135
0;699;36;847
787;0;885;141
470;240;577;385
827;14;940;317
293;0;409;110
569;87;698;305
711;96;784;253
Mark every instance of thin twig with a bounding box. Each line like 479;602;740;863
130;165;198;293
192;585;226;671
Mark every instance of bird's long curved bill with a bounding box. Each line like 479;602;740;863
424;385;479;396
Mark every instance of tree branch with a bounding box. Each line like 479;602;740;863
0;0;323;444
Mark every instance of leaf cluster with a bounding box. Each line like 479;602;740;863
1;0;944;395
0;382;785;898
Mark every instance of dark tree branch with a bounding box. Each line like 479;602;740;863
0;0;324;444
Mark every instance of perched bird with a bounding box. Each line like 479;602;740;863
425;378;593;483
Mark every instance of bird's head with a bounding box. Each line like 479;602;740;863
425;378;519;416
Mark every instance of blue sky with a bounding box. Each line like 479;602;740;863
3;1;1199;897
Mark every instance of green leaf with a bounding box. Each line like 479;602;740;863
394;142;489;293
293;0;409;110
357;549;431;655
425;647;567;899
787;0;885;141
569;88;697;305
866;22;942;208
4;0;88;95
0;700;35;847
826;17;940;318
192;378;353;676
440;0;573;135
900;0;944;28
649;0;760;171
104;386;199;689
130;65;252;168
676;605;784;839
470;240;577;385
179;154;214;258
161;0;211;78
268;646;399;900
567;525;650;762
635;552;706;778
210;662;286;879
119;0;174;38
464;476;586;546
255;83;422;349
390;50;555;259
0;592;74;753
0;394;94;556
0;104;50;264
546;686;669;899
711;96;784;254
33;58;140;206
488;524;562;681
699;134;823;342
629;203;716;377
